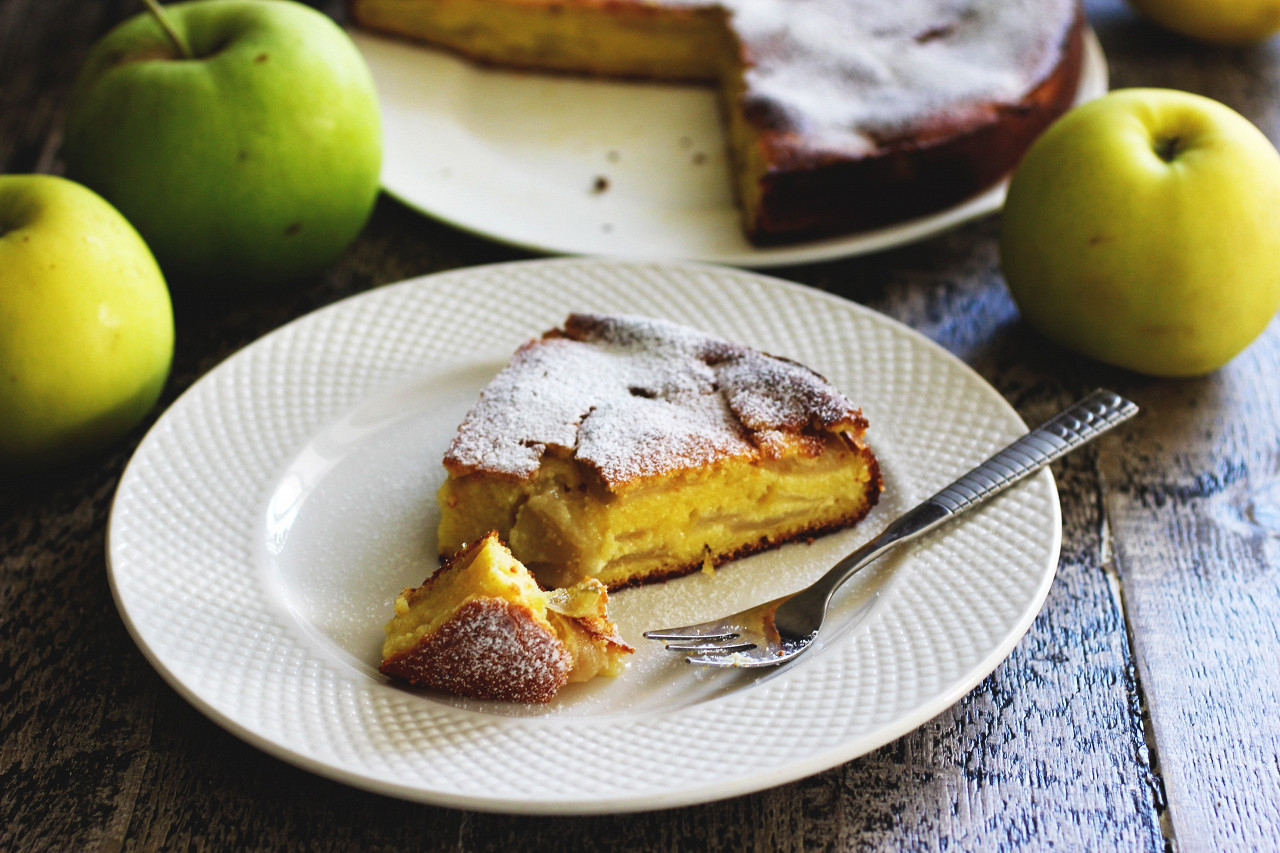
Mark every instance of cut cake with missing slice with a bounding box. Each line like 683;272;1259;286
349;0;1084;243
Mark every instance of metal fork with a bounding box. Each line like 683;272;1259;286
644;388;1139;667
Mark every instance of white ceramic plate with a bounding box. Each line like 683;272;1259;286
353;30;1108;267
108;258;1060;813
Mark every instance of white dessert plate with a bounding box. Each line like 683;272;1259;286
352;29;1108;267
107;258;1060;814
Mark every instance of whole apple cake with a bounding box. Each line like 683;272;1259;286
349;0;1085;243
436;314;882;591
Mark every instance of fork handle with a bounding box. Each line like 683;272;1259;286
794;389;1139;619
929;387;1138;517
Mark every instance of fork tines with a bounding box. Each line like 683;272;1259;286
642;629;739;642
659;639;758;654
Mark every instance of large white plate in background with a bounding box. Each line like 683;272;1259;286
353;31;1108;266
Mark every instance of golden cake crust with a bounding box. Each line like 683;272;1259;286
380;596;573;703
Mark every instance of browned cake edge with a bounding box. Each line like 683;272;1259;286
744;4;1086;242
379;597;573;704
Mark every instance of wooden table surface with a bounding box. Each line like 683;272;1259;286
4;0;1279;849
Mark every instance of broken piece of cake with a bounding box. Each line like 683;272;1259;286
437;313;882;591
380;532;633;703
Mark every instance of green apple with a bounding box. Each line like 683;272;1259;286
999;88;1280;378
0;175;173;467
1128;0;1280;45
62;0;381;292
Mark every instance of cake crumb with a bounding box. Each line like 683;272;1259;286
592;175;610;193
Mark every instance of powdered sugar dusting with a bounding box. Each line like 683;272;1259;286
718;352;861;432
444;314;863;487
726;0;1078;154
578;392;753;483
391;598;572;704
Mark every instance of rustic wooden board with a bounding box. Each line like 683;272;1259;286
1099;354;1280;853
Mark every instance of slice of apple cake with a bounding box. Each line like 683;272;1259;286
436;313;881;591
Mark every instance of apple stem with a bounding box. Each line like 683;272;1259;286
1154;135;1185;163
141;0;194;59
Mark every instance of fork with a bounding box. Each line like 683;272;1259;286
644;388;1139;667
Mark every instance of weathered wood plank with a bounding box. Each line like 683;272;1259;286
1099;334;1280;853
1080;3;1280;849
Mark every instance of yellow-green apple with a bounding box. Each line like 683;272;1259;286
999;88;1280;377
62;0;381;293
0;175;173;467
1128;0;1280;45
